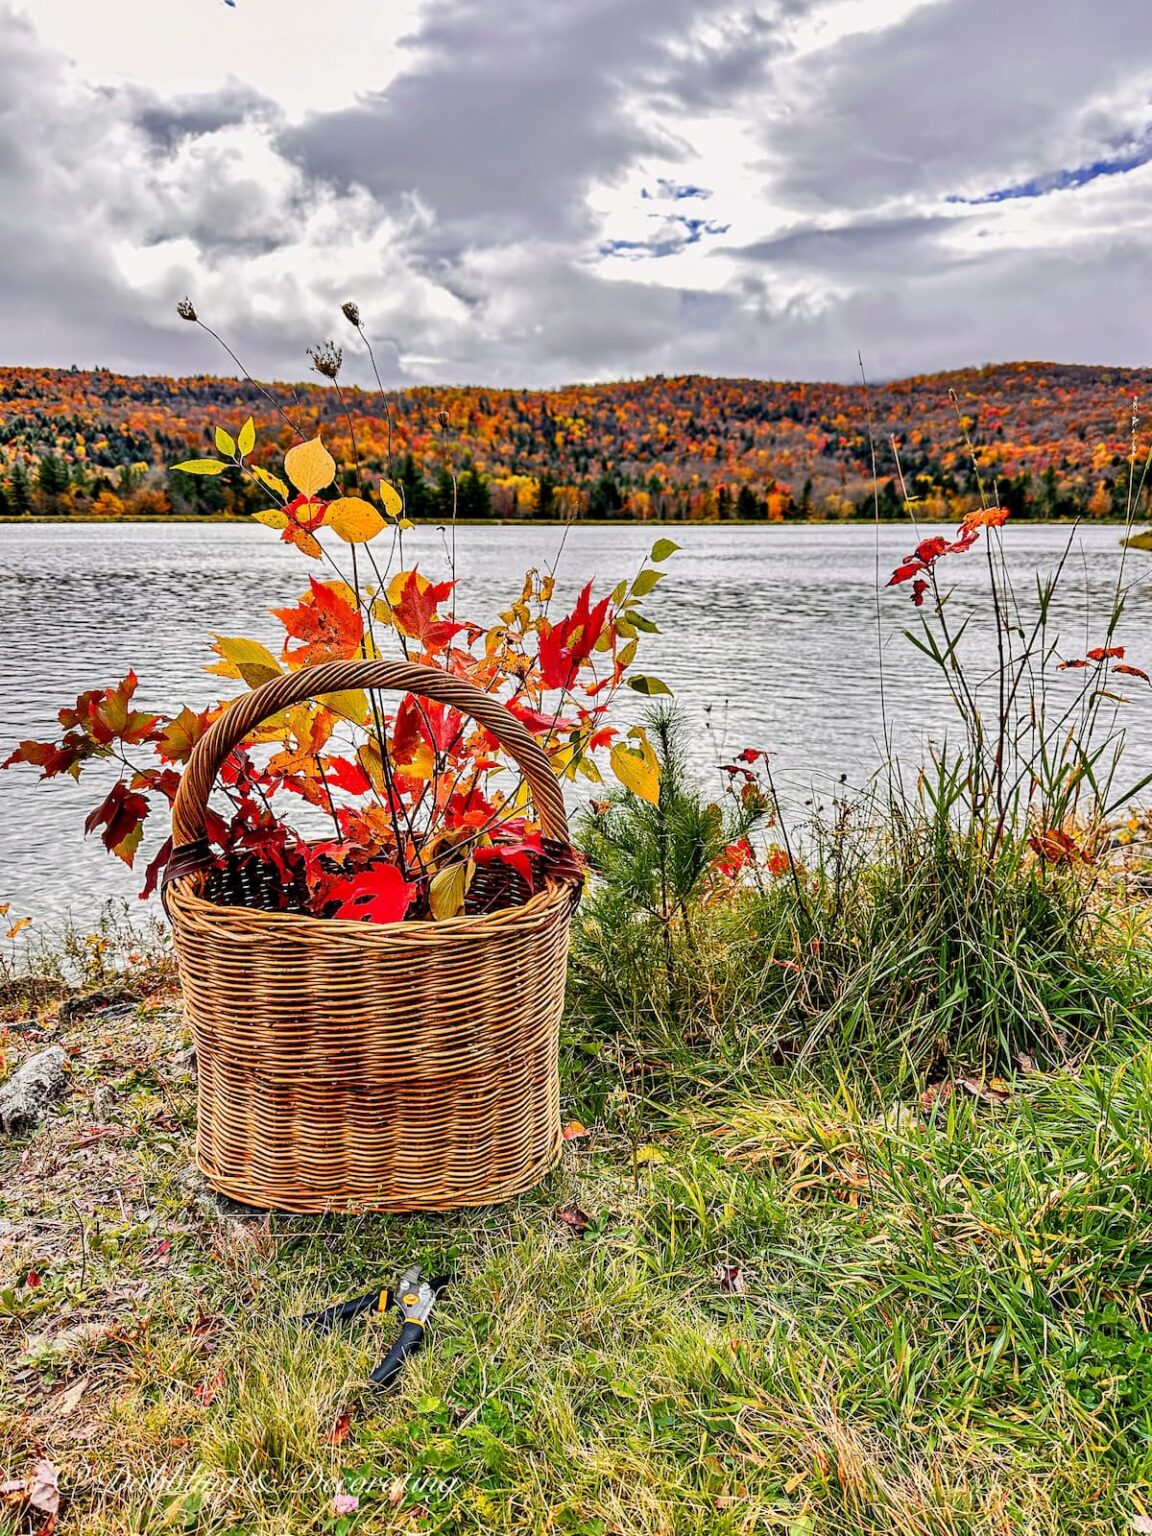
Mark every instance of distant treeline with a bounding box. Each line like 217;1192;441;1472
1;360;1149;522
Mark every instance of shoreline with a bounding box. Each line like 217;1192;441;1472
3;514;1149;531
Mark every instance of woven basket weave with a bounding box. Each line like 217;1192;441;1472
164;659;580;1213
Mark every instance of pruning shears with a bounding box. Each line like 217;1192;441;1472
299;1265;447;1388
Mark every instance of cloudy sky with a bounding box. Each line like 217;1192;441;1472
3;0;1151;388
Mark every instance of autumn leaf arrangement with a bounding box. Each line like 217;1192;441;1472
3;303;678;927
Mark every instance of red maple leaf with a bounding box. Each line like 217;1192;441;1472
1029;828;1080;864
140;836;173;899
392;571;466;653
1086;645;1125;661
325;863;416;924
283;494;327;532
84;780;150;865
272;578;364;666
1114;663;1151;683
538;583;612;691
326;756;372;796
2;732;94;779
62;671;159;747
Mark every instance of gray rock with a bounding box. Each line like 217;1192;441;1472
0;1047;70;1134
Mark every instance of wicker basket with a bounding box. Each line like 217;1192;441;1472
164;659;581;1213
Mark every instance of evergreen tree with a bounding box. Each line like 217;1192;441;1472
588;470;623;519
433;465;455;521
36;453;71;514
457;467;492;519
398;453;430;519
735;485;760;520
8;461;32;517
535;469;556;520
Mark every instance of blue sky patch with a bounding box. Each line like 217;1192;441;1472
951;131;1152;204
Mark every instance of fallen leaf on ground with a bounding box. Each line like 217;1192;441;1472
555;1203;592;1236
324;1409;352;1445
562;1120;588;1140
1131;1517;1152;1534
52;1376;88;1416
29;1461;60;1521
717;1264;746;1294
194;1367;225;1406
958;1077;1012;1104
919;1081;953;1113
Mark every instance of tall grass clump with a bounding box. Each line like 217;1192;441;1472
571;407;1152;1088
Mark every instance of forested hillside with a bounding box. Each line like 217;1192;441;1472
0;360;1148;522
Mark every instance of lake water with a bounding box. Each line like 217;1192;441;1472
2;521;1150;926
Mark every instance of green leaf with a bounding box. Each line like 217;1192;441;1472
172;459;226;476
626;674;672;697
609;579;629;607
214;426;236;457
630;569;664;598
237;417;255;457
624;610;660;634
650;537;680;562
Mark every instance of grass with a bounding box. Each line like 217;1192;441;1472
3;892;1152;1535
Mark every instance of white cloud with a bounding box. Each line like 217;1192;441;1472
1;0;1151;386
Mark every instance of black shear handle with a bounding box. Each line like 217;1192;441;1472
369;1321;426;1387
298;1290;390;1332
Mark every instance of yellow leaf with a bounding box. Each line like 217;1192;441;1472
215;425;236;456
378;482;403;519
327;688;369;726
284;436;336;498
428;860;474;920
172;459;226;476
251;464;289;500
634;1143;666;1164
6;916;32;939
327;496;386;544
610;727;660;805
398;518;415;531
237;417;255;457
253;507;289;530
207;636;283;689
357;742;385;795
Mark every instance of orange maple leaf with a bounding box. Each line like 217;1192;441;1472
272;579;363;666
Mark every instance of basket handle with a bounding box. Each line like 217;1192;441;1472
170;658;571;857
